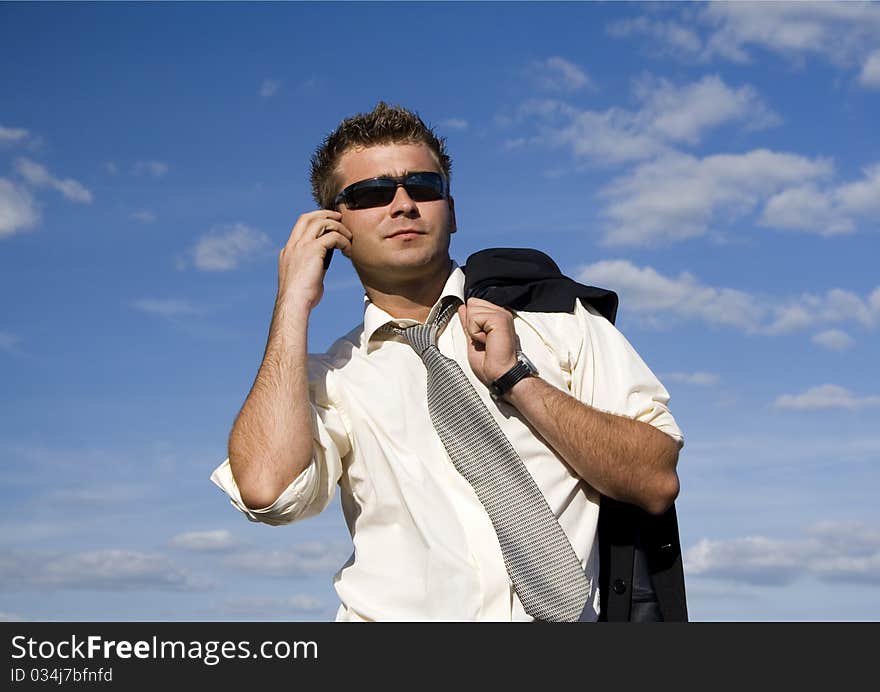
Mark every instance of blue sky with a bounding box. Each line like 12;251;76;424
2;1;879;622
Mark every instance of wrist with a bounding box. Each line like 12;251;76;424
275;290;315;319
489;351;539;402
503;373;543;407
487;356;519;384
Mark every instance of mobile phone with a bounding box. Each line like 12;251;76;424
323;248;334;271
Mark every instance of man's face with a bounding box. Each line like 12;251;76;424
334;142;456;285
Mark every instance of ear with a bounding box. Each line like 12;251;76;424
448;195;457;234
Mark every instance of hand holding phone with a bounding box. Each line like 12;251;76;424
277;210;351;310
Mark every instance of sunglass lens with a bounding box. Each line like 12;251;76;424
403;173;445;202
348;181;396;209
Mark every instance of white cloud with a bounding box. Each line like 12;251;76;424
0;611;24;621
662;371;720;386
633;74;780;143
517;75;778;167
684;434;880;471
812;329;853;351
607;16;703;56
810;521;880;557
282;594;324;612
0;124;29;144
685;521;880;586
768;287;880;334
0;331;22;354
50;485;144;505
214;595;325;616
0;549;209;591
578;259;760;331
0;179;40;238
224;542;351;578
759;184;852;235
259;78;280;98
812;553;880;584
534;101;668;164
133;160;169;178
859;49;880;87
610;4;880;88
191;223;272;271
131;299;202;319
701;2;880;68
130;210;156;223
599;149;832;245
439;118;469;131
686;535;809;585
759;164;880;235
15;157;50;185
104;161;118;175
526;56;593;92
773;384;880;411
14;158;93;203
834;164;880;216
170;529;237;552
54;178;93;203
608;2;880;88
512;73;872;245
577;259;880;335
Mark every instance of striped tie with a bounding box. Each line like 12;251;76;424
389;299;590;622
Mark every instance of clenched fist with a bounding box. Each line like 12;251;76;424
457;297;520;387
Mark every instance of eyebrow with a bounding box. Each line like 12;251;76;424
371;169;432;179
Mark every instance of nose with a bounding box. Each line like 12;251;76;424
388;184;419;217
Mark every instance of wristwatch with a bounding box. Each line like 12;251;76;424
489;351;539;401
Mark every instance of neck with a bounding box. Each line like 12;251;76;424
361;258;453;323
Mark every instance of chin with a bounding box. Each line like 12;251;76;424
391;239;449;264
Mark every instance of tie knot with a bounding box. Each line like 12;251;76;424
385;297;460;356
402;323;436;355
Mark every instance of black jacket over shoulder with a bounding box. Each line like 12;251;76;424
462;247;688;622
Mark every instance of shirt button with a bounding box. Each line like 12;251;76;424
612;578;627;594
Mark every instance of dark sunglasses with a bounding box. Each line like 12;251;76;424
333;171;448;210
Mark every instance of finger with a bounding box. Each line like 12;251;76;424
311;219;352;242
469;331;487;347
455;304;487;347
287;210;344;245
305;218;351;243
466;296;505;311
465;299;504;319
465;316;488;343
466;307;504;336
466;297;516;325
316;230;352;258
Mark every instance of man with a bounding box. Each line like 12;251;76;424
211;102;683;621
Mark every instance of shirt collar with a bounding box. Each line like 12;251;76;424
363;262;465;352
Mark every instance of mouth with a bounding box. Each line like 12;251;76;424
386;229;425;239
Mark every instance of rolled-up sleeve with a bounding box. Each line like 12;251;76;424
569;301;683;446
210;356;352;525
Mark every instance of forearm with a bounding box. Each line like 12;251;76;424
228;296;316;509
505;376;680;515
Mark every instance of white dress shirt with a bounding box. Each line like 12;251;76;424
211;264;683;621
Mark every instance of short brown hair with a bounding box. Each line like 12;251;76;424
309;101;452;209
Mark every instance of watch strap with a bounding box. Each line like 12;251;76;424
490;354;536;400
